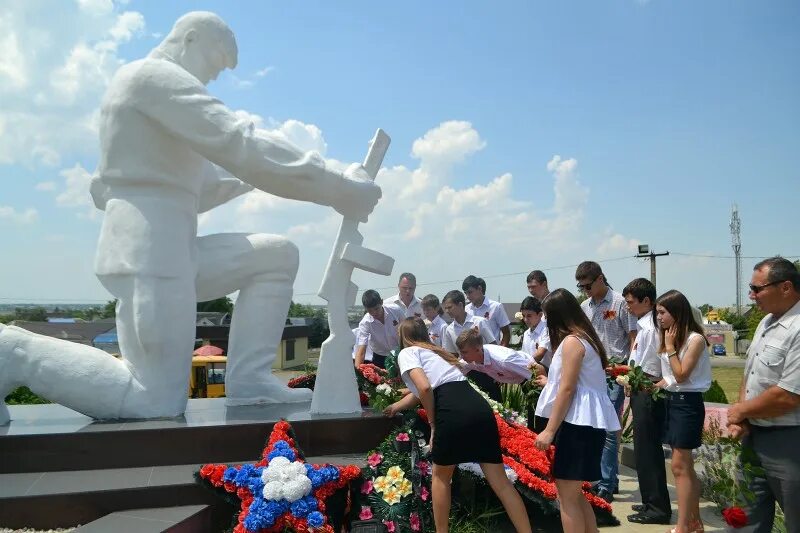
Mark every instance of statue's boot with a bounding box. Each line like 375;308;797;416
0;323;135;424
224;280;312;405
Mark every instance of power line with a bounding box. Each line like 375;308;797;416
292;255;634;298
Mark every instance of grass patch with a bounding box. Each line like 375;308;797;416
711;367;743;403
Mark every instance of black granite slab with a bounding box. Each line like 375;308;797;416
0;399;399;473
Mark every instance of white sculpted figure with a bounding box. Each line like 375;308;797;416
0;11;381;422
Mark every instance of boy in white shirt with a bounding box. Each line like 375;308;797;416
441;290;496;352
441;290;500;400
621;278;670;525
456;328;533;384
462;275;511;346
520;296;552;369
355;289;404;369
421;294;447;347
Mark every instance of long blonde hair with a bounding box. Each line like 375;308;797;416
398;317;460;365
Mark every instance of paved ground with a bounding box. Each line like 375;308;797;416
613;465;725;532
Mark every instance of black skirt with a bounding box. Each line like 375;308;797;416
431;380;502;466
662;391;705;449
547;420;606;481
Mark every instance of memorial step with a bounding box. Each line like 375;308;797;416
74;505;212;533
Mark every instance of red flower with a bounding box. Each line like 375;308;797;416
603;309;617;320
417;408;429;424
359;391;369;406
605;365;631;377
722;506;748;528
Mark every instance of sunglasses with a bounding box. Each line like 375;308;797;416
576;276;599;291
749;280;786;294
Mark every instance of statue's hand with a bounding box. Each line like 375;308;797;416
334;163;382;222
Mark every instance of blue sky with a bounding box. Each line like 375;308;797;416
0;0;798;308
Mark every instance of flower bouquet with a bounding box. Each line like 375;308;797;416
356;426;432;533
196;420;361;533
606;363;664;400
371;382;403;413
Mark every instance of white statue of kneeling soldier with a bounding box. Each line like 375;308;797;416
0;11;381;423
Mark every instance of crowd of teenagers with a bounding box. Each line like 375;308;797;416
353;256;800;533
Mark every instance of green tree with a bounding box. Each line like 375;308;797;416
197;296;234;313
287;302;329;348
102;299;118;319
15;307;48;321
698;303;714;315
718;308;747;334
745;306;767;340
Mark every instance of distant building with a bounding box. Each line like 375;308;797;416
10;320;115;347
195;312;231;326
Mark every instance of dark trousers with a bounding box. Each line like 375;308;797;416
466;370;501;402
371;353;386;369
739;425;800;533
630;389;671;518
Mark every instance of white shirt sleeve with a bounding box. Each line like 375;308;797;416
496;350;533;383
493;302;511;330
398;348;423;396
479;321;497;344
442;326;457;353
356;315;370;347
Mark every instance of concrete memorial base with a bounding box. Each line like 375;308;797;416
0;399;397;530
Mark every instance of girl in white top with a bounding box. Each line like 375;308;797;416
421;293;448;347
384;318;531;533
533;289;620;533
653;290;711;533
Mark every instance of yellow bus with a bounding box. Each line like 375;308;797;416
190;355;227;398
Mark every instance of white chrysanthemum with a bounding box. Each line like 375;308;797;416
261;456;313;502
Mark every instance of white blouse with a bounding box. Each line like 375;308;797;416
522;320;552;367
398;345;465;397
659;331;712;393
535;336;621;431
427;315;448;347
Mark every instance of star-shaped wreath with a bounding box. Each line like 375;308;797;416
197;420;361;533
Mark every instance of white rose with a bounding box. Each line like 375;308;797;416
514;311;524;321
615;375;630;386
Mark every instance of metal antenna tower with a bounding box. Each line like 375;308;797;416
730;204;742;314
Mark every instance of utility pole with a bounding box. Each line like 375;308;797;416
636;245;670;289
730;204;742;315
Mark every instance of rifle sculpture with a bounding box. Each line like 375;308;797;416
310;129;394;414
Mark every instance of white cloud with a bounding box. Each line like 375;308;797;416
255;66;275;77
0;205;38;224
411;120;486;166
108;11;144;42
35;181;57;191
597;233;640;256
0;1;147;167
0;32;28;91
275;120;328;155
56;163;99;219
77;0;114;16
